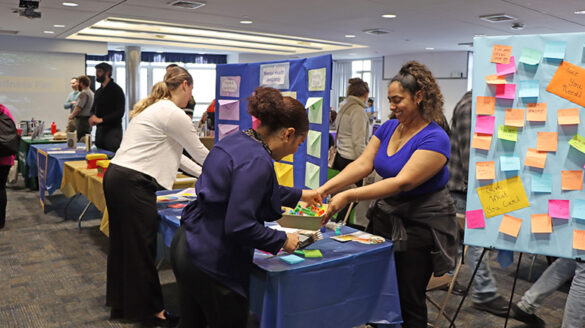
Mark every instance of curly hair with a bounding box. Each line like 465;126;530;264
247;86;308;135
390;61;444;122
347;77;369;97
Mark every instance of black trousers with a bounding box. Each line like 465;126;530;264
96;125;122;152
0;165;10;228
103;163;164;320
171;225;249;328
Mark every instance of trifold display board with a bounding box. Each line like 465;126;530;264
466;33;585;259
214;55;332;191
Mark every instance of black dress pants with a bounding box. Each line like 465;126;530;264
170;225;249;328
0;165;10;228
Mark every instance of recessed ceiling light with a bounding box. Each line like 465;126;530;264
574;10;585;14
425;47;435;50
54;24;66;28
474;34;486;37
62;2;79;7
381;14;397;18
345;34;356;38
43;30;55;34
239;20;253;24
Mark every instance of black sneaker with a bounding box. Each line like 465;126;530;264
511;303;545;327
473;295;510;317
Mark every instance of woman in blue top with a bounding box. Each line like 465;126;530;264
171;86;321;328
318;61;458;328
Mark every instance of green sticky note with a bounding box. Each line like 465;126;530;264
305;161;320;189
294;250;305;256
303;249;323;258
519;48;543;65
306;97;323;124
308;67;326;91
569;134;585;154
307;130;321;158
498;125;518;142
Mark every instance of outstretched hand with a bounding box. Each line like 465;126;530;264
321;191;350;225
301;189;323;207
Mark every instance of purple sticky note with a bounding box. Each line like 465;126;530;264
219;76;241;97
496;84;516;100
497;56;516;76
218;99;240;121
466;209;486;229
549;199;570;219
475;115;495;135
218;123;239;141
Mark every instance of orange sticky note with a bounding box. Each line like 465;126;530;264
476;161;495;180
573;229;585;250
531;214;552;233
546;61;585;108
499;214;522;237
504;108;526;127
524;148;547;169
561;170;583;190
558;108;580;125
486;74;507;85
471;133;492;150
526;103;547;122
476;96;496;115
536;132;558;152
491;44;513;64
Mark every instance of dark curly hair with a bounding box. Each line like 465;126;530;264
247;86;309;135
390;61;444;122
347;77;369;97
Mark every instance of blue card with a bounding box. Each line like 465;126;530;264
280;254;305;264
519;80;540;98
573;199;585;220
543;40;567;60
500;155;521;171
531;172;552;193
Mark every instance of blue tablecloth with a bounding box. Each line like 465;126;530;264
26;143;113;195
157;189;402;328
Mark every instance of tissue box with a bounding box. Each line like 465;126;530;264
86;153;108;169
277;201;327;231
96;160;110;177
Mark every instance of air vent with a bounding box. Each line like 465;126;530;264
458;42;473;47
479;14;517;23
0;29;19;35
167;1;206;10
362;29;389;35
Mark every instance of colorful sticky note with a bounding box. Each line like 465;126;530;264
252;116;261;129
306;97;323;124
307;130;321;158
308;68;326;91
519;48;543;65
531;214;552;233
476;96;496;115
558;108;580;125
491;44;513;64
218;99;240;120
477;176;530;218
561;170;583;191
499;214;522;237
543;40;567;60
500;155;521;171
486;74;507;85
498;125;518;142
466;209;486;229
303;249;323;258
524;148;547;169
476;161;495;180
280;254;305;264
546;61;585;108
569;134;585;154
573;230;585;251
526;103;547;122
281;154;293;162
531;172;552;193
219;76;241;97
519;80;540;98
274;162;294;187
572;199;585;220
504;108;525;127
218;123;239;141
471;133;492;150
497;56;516;76
305;162;320;190
281;91;297;99
475;115;495;134
536;132;558;152
496;84;516;100
549;199;570;219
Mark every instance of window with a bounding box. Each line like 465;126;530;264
351;59;372;88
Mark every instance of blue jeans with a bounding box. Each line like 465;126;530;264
562;261;585;328
451;192;499;304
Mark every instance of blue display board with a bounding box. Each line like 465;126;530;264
214;55;332;190
466;33;585;259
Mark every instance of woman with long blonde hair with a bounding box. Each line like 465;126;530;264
130;82;168;119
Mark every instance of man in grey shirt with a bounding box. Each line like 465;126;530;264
69;75;94;140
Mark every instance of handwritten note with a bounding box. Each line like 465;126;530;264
476;96;496;115
531;172;552;193
543;40;567;60
561;170;583;190
486;74;507;85
476;161;495;180
466;209;486;229
573;229;585;250
475;115;495;134
519;48;543;65
526;103;547;122
500;155;521;171
477;176;530;218
498;125;518;142
219;76;241;97
519;80;540;98
546;60;585;108
491;44;513;64
536;132;558;152
504;108;525;127
497;56;516;76
499;214;522;237
531;214;552;233
558;108;580;125
572;199;585;220
472;133;493;150
569;134;585;154
496;84;516;100
524;148;547;169
549;199;570;219
308;67;326;91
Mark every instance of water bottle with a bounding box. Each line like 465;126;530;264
51;122;57;135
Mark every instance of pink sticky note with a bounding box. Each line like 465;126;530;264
496;84;516;100
497;56;516;76
252;116;261;129
466;209;486;229
475;115;495;135
549;199;570;219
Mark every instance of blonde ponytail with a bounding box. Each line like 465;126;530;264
129;82;169;119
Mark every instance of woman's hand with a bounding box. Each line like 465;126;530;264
321;191;350;225
301;189;323;206
283;233;299;253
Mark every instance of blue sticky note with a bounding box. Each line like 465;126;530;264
519;80;539;98
573;199;585;220
280;254;305;264
531;173;552;193
500;155;520;171
497;250;514;269
543;40;567;60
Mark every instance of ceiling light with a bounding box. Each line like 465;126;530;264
381;14;397;18
574;10;585;14
239;20;253;24
474;34;486;37
43;30;55;34
425;47;435;50
345;34;356;38
53;24;66;28
62;2;79;6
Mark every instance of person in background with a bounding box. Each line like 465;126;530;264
317;61;458;328
0;104;15;230
89;62;125;152
68;75;94;141
103;66;209;327
171;86;321;328
366;98;377;123
64;77;80;132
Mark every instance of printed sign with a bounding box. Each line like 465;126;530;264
260;62;290;89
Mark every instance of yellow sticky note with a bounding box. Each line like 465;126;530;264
499;214;522;237
476;161;495;180
504;108;526;127
524;148;547;169
486;74;507;85
477;176;530;218
307;130;321;158
498;125;518;142
471;133;492;150
526;103;547;122
568;134;585;154
281;154;294;162
531;214;552;233
476;96;496;115
536;132;558;152
491;44;513;64
558;108;580;125
573;230;585;251
281;91;297;99
561;170;583;191
305;162;320;190
274;162;294;187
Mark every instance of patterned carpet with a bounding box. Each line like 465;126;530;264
0;179;570;328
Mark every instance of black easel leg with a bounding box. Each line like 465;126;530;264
504;252;523;328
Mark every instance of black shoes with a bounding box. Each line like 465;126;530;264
472;295;510;317
439;280;467;296
141;311;179;327
511;303;546;327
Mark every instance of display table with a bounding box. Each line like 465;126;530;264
157;190;402;328
18;136;64;189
